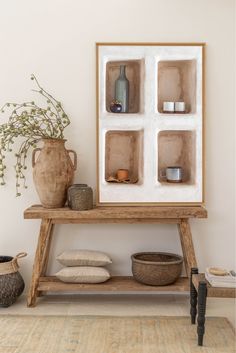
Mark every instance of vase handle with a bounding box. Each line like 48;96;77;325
32;148;42;167
67;150;77;171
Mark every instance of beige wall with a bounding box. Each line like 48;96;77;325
0;0;235;288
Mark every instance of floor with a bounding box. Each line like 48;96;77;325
1;294;235;329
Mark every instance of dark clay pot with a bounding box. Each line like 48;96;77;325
67;184;93;210
0;256;25;307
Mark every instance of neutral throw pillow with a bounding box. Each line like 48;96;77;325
55;266;111;283
56;249;112;267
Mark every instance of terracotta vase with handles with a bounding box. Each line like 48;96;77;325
32;139;77;208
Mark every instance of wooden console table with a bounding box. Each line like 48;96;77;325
24;205;207;307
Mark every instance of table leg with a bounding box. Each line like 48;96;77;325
38;223;54;297
178;219;197;278
190;267;198;324
197;281;207;346
27;219;53;307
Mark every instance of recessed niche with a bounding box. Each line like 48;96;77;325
105;130;143;184
158;60;196;114
106;60;142;114
158;130;196;184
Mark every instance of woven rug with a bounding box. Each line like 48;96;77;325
0;316;235;353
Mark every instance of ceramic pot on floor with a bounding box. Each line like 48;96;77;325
32;138;77;208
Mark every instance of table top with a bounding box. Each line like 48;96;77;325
24;205;207;221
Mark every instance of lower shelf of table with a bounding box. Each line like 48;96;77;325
38;276;189;292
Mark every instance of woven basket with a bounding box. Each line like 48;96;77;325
0;252;27;307
0;253;27;275
131;252;183;286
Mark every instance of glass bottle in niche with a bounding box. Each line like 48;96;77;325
115;65;129;113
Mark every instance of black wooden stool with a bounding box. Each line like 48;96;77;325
190;267;236;346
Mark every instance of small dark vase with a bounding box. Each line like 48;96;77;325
110;100;122;113
0;253;26;307
67;184;93;211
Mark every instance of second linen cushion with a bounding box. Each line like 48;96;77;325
55;266;110;283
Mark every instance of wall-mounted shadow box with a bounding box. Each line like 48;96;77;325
96;42;205;205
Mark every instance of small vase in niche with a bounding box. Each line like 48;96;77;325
115;65;129;113
110;100;122;113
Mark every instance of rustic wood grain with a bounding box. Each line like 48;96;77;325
192;273;236;298
25;205;207;306
52;218;181;224
38;276;189;292
41;223;54;275
37;223;54;297
24;205;207;220
27;219;53;307
178;219;197;277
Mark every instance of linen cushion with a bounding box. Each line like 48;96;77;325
56;249;112;267
55;266;111;283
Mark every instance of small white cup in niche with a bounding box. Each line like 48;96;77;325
163;101;174;113
174;102;186;113
161;166;183;183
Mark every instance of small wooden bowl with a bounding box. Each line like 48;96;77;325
131;252;183;286
209;267;229;276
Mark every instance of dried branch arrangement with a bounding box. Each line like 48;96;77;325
0;75;70;195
